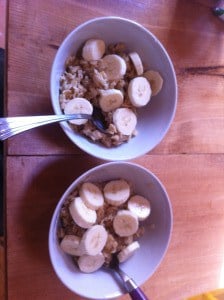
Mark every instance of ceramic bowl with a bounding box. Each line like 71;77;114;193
50;16;177;161
48;161;173;299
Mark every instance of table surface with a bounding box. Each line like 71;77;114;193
4;1;224;299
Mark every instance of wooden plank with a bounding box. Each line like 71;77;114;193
6;0;224;155
4;1;224;300
0;1;6;299
0;236;5;300
0;0;6;48
6;154;224;300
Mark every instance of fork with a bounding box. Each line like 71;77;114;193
107;254;149;300
0;106;108;141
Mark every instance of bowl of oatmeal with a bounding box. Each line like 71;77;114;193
50;16;177;160
49;161;172;299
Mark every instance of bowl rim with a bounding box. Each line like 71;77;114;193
48;161;173;299
50;16;178;161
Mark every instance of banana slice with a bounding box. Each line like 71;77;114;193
60;235;83;256
64;98;93;125
81;224;108;256
113;107;137;135
113;210;139;237
60;235;80;255
129;52;144;75
79;182;104;210
143;70;164;96
99;89;124;112
128;77;151;107
69;197;97;229
77;253;105;273
102;54;127;81
82;39;106;61
127;195;151;221
103;179;131;206
117;241;140;263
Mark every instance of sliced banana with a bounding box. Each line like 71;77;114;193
60;235;83;256
103;179;131;206
128;77;151;107
77;253;105;273
79;182;104;210
117;241;140;263
102;54;127;81
113;107;137;135
113;209;139;237
81;224;108;256
127;195;151;221
82;39;106;61
99;89;124;112
64;98;93;125
129;52;144;75
143;70;164;96
69;197;97;229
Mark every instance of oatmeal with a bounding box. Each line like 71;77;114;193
59;38;163;147
57;179;151;273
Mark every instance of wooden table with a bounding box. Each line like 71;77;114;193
4;1;224;299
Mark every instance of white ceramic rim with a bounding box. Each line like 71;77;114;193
48;161;173;299
50;16;178;161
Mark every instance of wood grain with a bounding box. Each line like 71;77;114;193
6;154;224;300
0;236;5;300
0;0;6;48
6;0;224;155
0;1;6;299
4;1;224;300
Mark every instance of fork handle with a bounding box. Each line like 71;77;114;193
115;266;149;300
0;114;90;140
129;287;149;300
125;277;149;300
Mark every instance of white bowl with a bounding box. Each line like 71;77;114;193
50;16;177;161
48;162;173;299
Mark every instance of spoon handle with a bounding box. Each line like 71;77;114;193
0;114;90;140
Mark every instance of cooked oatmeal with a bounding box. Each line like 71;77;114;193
57;179;149;269
59;40;155;147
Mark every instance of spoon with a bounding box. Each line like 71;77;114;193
106;254;149;300
0;106;107;141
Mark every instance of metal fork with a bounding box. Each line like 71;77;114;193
0;105;109;141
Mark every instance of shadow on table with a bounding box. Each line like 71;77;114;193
163;1;224;72
16;155;102;272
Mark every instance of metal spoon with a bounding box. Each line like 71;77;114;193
106;254;149;300
0;106;107;141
